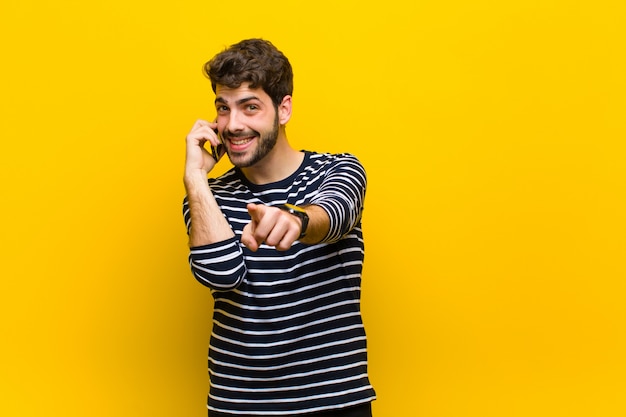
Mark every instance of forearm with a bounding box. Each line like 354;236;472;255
183;171;235;247
298;204;330;245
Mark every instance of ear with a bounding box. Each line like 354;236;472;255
277;95;292;125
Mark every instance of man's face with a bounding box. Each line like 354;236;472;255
215;83;280;168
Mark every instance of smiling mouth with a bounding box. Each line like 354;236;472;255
224;131;257;148
228;136;254;146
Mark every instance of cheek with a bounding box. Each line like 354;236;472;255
250;118;273;134
215;117;226;131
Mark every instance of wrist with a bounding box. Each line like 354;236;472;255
184;167;208;181
278;204;309;239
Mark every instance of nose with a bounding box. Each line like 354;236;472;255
225;110;245;134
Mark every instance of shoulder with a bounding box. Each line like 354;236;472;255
208;168;240;188
207;168;252;201
305;151;365;170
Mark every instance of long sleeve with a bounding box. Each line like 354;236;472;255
183;196;247;290
188;237;247;290
308;154;367;243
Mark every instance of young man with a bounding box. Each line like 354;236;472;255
183;39;376;417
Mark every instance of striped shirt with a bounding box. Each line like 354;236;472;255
183;151;376;415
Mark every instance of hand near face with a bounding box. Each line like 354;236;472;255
241;203;302;252
184;119;224;176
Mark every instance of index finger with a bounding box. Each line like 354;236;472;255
247;203;265;223
189;120;220;145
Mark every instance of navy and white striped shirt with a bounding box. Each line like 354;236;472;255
183;151;376;415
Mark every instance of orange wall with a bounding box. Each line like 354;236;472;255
1;1;625;416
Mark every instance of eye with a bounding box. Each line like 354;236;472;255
216;105;229;114
247;104;259;111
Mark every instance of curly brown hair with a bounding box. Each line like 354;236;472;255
203;39;293;107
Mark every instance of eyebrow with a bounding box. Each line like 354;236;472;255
214;95;261;106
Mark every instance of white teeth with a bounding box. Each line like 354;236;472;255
231;138;252;145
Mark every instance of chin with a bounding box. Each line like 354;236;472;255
229;153;256;168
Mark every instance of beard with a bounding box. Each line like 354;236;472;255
224;112;279;168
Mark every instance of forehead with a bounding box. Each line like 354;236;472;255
215;83;271;104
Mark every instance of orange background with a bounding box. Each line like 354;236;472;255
1;1;625;416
